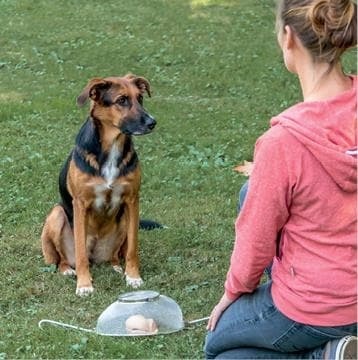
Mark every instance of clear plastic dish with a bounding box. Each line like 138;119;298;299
95;290;185;336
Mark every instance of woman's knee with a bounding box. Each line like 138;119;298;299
204;332;218;359
204;322;234;359
203;299;246;359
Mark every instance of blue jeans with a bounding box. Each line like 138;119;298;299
204;181;357;359
237;180;249;213
204;282;357;359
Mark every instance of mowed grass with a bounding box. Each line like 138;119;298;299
0;0;356;358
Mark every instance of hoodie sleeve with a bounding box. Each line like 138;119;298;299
225;127;292;300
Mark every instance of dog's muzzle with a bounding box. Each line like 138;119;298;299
120;113;157;136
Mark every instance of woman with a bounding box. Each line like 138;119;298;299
204;0;357;358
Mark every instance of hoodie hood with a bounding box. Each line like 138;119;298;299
271;76;357;193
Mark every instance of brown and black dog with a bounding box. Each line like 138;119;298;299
41;74;157;296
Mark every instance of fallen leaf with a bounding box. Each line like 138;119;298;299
233;161;254;176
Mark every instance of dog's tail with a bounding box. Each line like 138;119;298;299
139;219;164;230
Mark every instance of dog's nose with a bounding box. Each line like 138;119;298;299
146;116;156;130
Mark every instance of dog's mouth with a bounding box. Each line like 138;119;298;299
119;115;156;136
131;128;155;136
119;124;156;136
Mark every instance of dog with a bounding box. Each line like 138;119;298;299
41;74;157;296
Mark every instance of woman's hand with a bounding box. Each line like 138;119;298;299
206;293;234;331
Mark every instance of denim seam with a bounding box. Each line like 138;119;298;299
238;303;278;327
302;325;357;339
272;323;302;351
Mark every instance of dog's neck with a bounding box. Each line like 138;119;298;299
91;116;135;165
98;128;137;184
91;116;127;153
73;116;136;178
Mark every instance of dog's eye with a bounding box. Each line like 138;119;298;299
116;96;128;106
137;95;143;105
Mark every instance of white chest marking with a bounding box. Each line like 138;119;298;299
93;145;123;213
102;144;121;188
94;183;124;213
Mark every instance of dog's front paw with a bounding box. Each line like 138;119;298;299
112;265;123;274
59;263;76;276
125;274;143;288
76;285;94;297
62;268;76;276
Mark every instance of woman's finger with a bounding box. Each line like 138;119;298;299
206;293;234;332
207;307;221;331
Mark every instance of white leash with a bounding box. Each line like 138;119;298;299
38;315;209;335
38;319;96;333
185;316;210;325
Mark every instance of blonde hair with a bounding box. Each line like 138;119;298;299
277;0;357;66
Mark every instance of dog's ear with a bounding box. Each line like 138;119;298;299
134;76;151;97
126;74;151;97
77;78;112;106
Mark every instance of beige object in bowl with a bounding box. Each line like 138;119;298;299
95;290;185;336
125;314;158;335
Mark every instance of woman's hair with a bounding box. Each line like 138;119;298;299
277;0;357;65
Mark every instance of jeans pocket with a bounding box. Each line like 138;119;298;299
272;323;357;352
303;324;358;339
273;323;331;352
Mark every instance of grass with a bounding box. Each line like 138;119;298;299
0;0;356;358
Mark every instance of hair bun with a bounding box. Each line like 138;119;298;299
308;0;357;49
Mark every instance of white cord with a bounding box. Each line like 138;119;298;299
38;315;209;336
38;319;96;333
186;316;209;325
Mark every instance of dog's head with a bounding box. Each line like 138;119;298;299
77;74;156;135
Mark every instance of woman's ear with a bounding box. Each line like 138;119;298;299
280;25;299;74
283;25;295;50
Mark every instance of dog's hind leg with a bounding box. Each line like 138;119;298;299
41;205;76;276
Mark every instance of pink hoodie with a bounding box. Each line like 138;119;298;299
225;75;357;326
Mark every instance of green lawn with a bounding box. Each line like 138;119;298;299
0;0;356;358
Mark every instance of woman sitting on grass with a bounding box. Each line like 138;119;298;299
204;0;357;358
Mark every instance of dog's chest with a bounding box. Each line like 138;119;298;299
93;145;123;212
102;144;121;186
93;183;123;213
